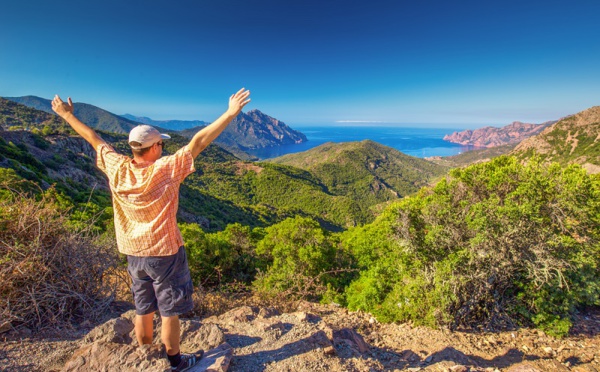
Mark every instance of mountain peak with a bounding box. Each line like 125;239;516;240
217;109;307;150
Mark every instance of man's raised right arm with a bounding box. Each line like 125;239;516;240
188;88;251;158
52;95;106;150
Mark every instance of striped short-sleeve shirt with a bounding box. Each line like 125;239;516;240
96;143;196;257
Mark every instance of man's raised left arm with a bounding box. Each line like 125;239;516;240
52;95;106;150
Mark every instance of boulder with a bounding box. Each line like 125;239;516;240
218;306;258;325
83;317;134;344
257;307;280;319
333;328;369;353
182;323;226;352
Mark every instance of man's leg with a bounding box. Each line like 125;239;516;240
134;312;155;346
161;315;181;356
127;254;159;347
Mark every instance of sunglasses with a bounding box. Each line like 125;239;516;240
156;141;164;147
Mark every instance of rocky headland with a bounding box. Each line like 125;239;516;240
443;120;557;148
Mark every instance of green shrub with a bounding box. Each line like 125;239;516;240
181;222;263;286
253;216;353;301
343;156;600;336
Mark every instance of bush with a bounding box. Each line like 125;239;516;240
343;156;600;336
0;180;119;331
253;216;354;302
181;222;263;286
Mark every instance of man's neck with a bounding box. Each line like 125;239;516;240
132;156;155;165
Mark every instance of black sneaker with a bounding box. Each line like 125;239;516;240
170;351;204;372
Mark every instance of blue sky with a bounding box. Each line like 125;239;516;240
1;0;599;127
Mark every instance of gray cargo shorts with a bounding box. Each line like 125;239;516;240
127;246;194;318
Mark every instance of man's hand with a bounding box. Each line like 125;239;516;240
51;95;74;118
50;94;106;150
226;88;251;117
188;88;252;158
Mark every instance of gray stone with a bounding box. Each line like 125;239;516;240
506;364;544;372
333;328;369;353
189;342;233;372
62;342;166;372
83;317;134;344
183;323;226;352
257;307;280;319
218;306;257;325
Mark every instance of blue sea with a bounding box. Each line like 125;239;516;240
245;126;479;160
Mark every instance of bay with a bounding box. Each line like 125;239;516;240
245;126;478;160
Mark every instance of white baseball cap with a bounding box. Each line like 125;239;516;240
128;125;171;150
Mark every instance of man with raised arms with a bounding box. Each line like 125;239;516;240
52;88;251;371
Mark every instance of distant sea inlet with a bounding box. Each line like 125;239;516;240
245;126;479;160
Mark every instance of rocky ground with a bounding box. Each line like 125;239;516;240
1;301;599;372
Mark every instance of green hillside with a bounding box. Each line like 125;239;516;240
5;96;149;134
269;140;448;208
428;144;517;168
0;101;404;231
8;96;309;162
512;106;600;173
1;102;449;232
0;97;69;134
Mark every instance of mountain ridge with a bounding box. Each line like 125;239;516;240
6;96;307;160
5;96;149;134
121;114;207;131
512;105;600;173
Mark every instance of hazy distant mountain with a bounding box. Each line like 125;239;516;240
121;114;207;131
512;106;600;173
269;140;448;210
443;120;557;148
5;96;146;134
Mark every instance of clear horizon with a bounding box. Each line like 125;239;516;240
1;0;599;126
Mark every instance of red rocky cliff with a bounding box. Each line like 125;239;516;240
443;120;556;148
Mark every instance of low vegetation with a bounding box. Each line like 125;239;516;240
2;100;599;338
342;156;600;336
0;171;119;330
183;156;599;337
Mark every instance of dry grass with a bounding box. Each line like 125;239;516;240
0;183;119;331
191;282;301;318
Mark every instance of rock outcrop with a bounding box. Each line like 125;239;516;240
60;303;379;372
62;310;233;372
3;302;599;371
